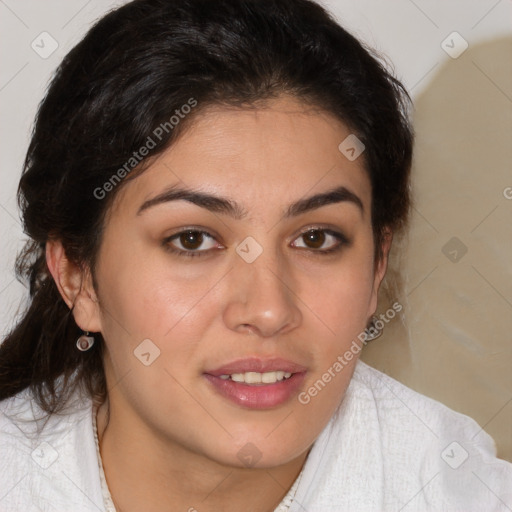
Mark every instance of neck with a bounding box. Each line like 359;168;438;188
96;399;308;512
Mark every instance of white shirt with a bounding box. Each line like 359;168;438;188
1;360;511;511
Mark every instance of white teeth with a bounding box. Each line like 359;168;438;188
245;372;262;384
262;372;276;383
220;371;293;384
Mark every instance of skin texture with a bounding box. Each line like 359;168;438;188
47;95;390;512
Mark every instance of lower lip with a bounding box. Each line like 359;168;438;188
203;373;306;409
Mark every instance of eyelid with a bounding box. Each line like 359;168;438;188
291;224;349;243
162;224;349;259
164;226;224;244
163;227;225;257
290;226;349;251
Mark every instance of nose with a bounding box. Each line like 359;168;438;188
222;250;302;338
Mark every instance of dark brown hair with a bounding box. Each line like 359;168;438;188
0;0;413;414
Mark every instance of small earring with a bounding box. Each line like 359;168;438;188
76;331;95;351
365;316;383;342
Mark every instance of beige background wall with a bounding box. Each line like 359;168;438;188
364;35;512;461
1;1;511;460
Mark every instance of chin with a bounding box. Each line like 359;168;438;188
205;431;310;470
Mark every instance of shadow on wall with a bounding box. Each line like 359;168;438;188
361;37;512;462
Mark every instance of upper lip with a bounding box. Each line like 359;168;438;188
205;358;308;377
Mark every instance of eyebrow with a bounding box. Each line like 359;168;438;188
137;184;364;218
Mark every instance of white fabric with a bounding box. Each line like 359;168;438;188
1;360;511;511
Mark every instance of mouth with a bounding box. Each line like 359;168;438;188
218;370;293;384
203;358;307;409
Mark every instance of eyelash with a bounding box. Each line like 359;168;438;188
163;227;349;259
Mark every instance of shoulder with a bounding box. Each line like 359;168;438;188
296;361;512;511
0;388;105;511
353;361;512;508
350;361;503;458
351;360;498;451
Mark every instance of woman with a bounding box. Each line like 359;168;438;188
0;0;510;510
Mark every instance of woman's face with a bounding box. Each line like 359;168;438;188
92;95;387;468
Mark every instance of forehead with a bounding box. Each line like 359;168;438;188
109;96;371;219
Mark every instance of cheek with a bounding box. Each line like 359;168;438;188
313;274;372;322
95;239;219;342
296;247;375;414
94;249;221;412
294;268;372;430
302;258;375;340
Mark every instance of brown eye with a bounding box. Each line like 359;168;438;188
180;230;204;250
302;229;326;249
291;228;346;253
165;230;218;254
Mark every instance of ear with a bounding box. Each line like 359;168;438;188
368;228;393;317
45;239;102;333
